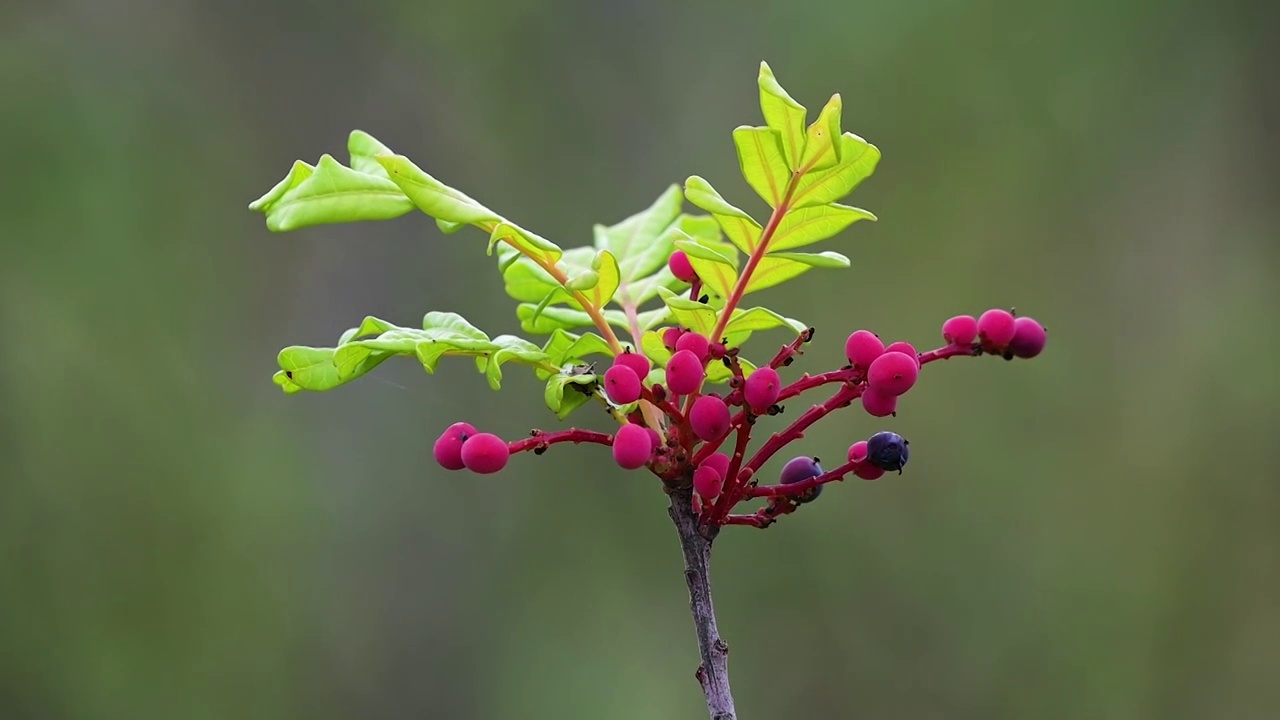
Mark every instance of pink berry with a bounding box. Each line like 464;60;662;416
708;342;727;360
701;452;731;479
433;421;477;471
460;432;509;474
661;326;685;351
942;315;979;345
646;427;663;450
861;387;898;417
675;331;710;360
668;250;698;283
884;341;919;367
847;440;869;463
665;349;705;395
867;351;919;397
690;395;731;442
855;464;886;481
845;330;884;369
1008;316;1047;358
614;350;651;379
612;423;654;470
978;308;1017;348
693;464;723;501
604;365;642;404
743;367;781;411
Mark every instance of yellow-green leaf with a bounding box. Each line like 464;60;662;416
798;94;842;172
376;154;502;227
674;239;738;299
770;203;876;252
757;61;807;170
251;155;414;232
790;133;881;210
684;175;763;253
745;251;851;293
488;222;563;266
732;127;792;208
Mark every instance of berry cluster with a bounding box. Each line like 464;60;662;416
432;279;1047;530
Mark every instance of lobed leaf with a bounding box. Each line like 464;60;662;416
770;203;876;252
250;155;414;232
789;133;881;209
732;127;792;208
757;62;807;171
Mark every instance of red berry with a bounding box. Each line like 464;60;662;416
861;387;898;417
603;365;642;404
693;464;723;501
612;423;654;470
665;349;705;395
884;341;919;367
675;331;710;360
743;367;781;411
847;440;869;463
978;309;1017;348
867;351;919;397
1008;316;1047;358
942;315;978;345
661;326;686;351
669;250;698;283
433;422;477;471
690;395;731;442
845;330;884;369
614;350;651;379
855;464;885;481
702;452;731;479
460;432;509;474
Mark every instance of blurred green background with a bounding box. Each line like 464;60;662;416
3;0;1278;718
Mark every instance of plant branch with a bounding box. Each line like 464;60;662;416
507;428;613;455
668;485;737;720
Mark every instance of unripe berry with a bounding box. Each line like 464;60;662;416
866;431;910;474
942;315;979;345
779;456;824;503
861;387;898;417
1008;316;1047;358
460;432;509;474
702;452;731;480
978;308;1017;348
612;423;654;470
614;350;651;379
662;326;685;351
884;341;920;367
603;365;643;404
845;330;884;369
847;440;868;464
743;367;781;411
675;331;710;360
690;395;731;442
867;351;919;397
433;421;477;471
668;250;699;283
855;464;885;481
693;464;723;501
665;349;705;395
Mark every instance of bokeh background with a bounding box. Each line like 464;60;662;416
3;0;1278;718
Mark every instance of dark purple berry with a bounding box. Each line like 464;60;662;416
603;365;642;404
942;315;979;345
460;432;509;474
866;431;909;474
665;349;705;395
690;395;731;442
669;250;698;283
433;421;477;471
1008;316;1047;358
978;308;1017;348
675;331;710;360
612;423;654;470
845;330;884;369
779;456;824;503
867;352;919;397
743;367;781;411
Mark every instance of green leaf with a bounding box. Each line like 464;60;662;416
732;127;792;208
757;61;807;170
250;155;414;232
723;307;808;337
347;130;397;178
657;287;717;336
675;214;722;243
488;222;563;265
597;185;683;281
580;249;621;308
746;251;851;293
565;270;600;291
478;335;551;390
338;315;398;345
544;370;599;418
626;268;685;306
770;203;876;252
516;303;631;335
640;331;673;368
562;332;616;362
376;154;502;227
437;218;466;234
790;133;881;210
705;355;756;384
421;311;489;340
683;175;763;254
673;238;738;299
635;306;672;331
797;94;842;172
276;345;392;392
